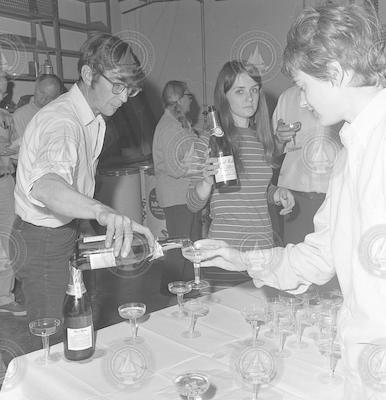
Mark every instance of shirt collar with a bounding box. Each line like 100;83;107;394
69;83;103;127
340;88;386;149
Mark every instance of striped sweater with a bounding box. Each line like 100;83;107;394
187;127;276;251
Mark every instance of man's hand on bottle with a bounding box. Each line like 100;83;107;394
96;206;155;257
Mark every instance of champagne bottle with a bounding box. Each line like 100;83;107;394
74;232;188;271
63;261;95;361
207;105;238;188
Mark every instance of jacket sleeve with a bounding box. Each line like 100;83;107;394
249;188;335;294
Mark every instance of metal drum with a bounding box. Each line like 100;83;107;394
139;164;168;238
94;166;142;224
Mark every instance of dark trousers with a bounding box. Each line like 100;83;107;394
160;205;201;295
10;216;78;343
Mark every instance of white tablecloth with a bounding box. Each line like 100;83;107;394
0;281;343;400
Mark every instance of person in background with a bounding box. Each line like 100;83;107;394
153;80;202;295
273;85;342;291
0;72;25;316
195;3;386;397
273;85;342;245
186;61;294;287
11;33;154;326
12;74;63;149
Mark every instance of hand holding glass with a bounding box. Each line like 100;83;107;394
181;240;209;291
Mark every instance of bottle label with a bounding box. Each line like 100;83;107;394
215;155;237;183
67;325;93;351
210;126;224;137
89;250;117;269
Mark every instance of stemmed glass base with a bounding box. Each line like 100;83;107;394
187;279;210;291
318;372;343;385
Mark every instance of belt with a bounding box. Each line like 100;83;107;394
292;190;326;200
0;172;11;179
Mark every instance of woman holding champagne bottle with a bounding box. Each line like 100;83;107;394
187;61;294;258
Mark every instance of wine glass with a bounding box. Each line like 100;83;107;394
118;302;146;344
182;299;209;338
29;318;61;365
235;346;279;400
287;309;310;349
168;281;192;318
274;310;295;358
174;371;210;400
264;298;283;339
181;240;210;291
318;340;342;385
241;303;267;346
277;120;302;152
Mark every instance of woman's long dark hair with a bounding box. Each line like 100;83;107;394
214;61;276;171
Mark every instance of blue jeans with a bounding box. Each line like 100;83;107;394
10;216;78;329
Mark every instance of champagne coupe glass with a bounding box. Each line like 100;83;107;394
236;346;279;400
118;302;146;344
168;281;192;318
29;318;61;365
288;309;310;349
278;120;302;152
174;371;210;400
182;300;209;338
318;341;342;385
264;298;283;339
317;312;342;385
241;303;267;346
275;310;295;358
181;240;210;291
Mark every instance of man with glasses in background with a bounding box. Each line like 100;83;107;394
11;33;154;328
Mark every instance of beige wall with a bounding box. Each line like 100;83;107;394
119;0;306;118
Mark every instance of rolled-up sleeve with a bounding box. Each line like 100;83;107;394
27;120;80;207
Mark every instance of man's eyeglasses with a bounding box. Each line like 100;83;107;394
183;92;193;100
100;73;142;97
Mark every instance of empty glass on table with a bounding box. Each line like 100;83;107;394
168;281;192;318
118;302;146;344
29;318;61;365
182;299;209;338
174;371;210;400
241;303;267;346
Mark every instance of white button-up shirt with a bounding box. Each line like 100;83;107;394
15;84;106;227
252;88;386;399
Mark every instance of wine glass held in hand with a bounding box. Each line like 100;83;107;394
29;318;61;366
182;300;209;339
181;240;210;291
168;281;192;318
118;302;146;344
174;371;210;400
276;119;302;152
